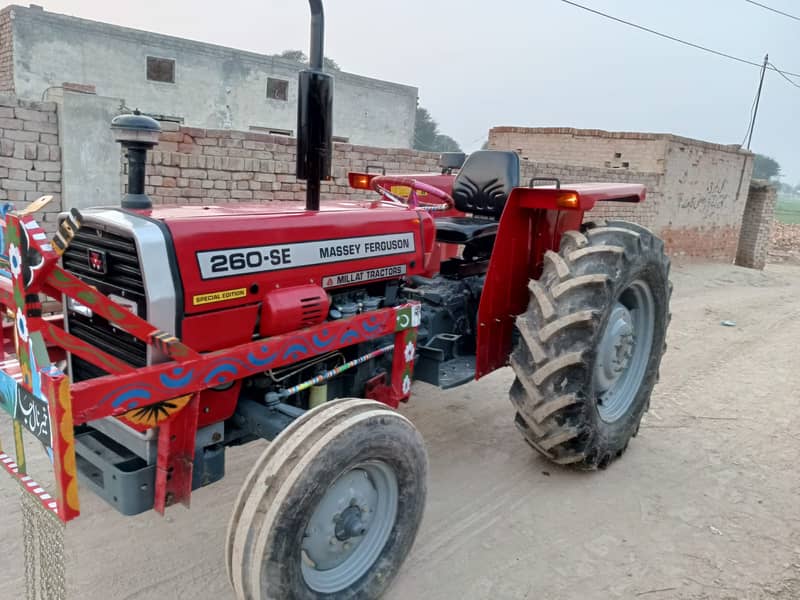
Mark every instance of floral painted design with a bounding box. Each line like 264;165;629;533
404;341;415;363
402;374;411;395
8;243;21;278
16;308;28;343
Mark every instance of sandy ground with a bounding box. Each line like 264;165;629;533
1;261;799;600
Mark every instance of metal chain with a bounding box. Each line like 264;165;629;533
20;489;66;600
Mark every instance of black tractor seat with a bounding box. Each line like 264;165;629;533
435;150;520;244
435;217;498;244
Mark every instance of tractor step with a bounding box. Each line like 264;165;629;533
414;333;476;389
74;427;225;516
434;356;476;389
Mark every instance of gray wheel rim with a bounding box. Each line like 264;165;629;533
594;279;655;423
301;460;398;594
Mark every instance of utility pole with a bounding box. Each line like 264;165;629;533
746;53;768;150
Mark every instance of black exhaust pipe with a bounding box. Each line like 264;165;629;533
308;0;324;70
296;0;333;212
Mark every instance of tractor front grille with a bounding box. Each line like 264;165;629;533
62;225;148;382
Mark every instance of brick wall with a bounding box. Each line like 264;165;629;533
658;139;752;262
490;127;754;262
490;127;670;173
735;181;777;269
0;7;12;93
131;124;440;204
125;123;764;263
0;95;61;232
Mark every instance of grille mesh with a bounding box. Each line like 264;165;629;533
62;226;147;381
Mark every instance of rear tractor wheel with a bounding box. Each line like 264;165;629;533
510;220;671;469
227;398;428;599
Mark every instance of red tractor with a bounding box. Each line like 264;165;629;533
0;1;670;598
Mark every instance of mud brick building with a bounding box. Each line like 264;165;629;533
489;127;755;262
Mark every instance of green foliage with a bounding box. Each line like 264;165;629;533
323;57;341;72
414;107;462;152
481;140;489;150
413;107;438;150
752;154;781;180
279;49;306;62
433;134;462;152
775;194;800;224
278;49;340;72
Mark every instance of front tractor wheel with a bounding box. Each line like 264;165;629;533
510;220;671;470
227;398;428;599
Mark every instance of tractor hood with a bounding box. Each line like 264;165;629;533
78;202;437;317
139;200;374;220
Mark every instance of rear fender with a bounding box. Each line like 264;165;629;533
515;183;645;210
475;183;645;378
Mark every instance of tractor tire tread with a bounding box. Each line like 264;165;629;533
225;398;375;584
510;220;670;470
230;399;383;599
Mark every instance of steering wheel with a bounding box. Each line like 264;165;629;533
369;175;455;211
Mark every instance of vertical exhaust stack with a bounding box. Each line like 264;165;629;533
296;0;333;212
111;111;161;210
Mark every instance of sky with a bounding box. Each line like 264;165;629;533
42;0;800;182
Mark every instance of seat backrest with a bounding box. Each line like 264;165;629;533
451;150;520;217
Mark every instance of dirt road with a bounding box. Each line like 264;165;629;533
1;261;799;599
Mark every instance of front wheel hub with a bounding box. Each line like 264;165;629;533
335;505;367;541
301;461;398;593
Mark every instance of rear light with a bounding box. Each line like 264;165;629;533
348;172;376;190
556;193;580;209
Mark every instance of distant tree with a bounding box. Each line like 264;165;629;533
432;135;461;152
414;107;462;152
323;57;341;71
279;49;306;62
480;140;489;150
277;49;340;71
413;107;438;150
752;154;781;180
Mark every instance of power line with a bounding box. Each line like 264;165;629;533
743;0;800;22
769;60;800;89
558;0;800;78
558;0;763;68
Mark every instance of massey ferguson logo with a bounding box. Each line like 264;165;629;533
88;249;107;274
196;233;416;280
